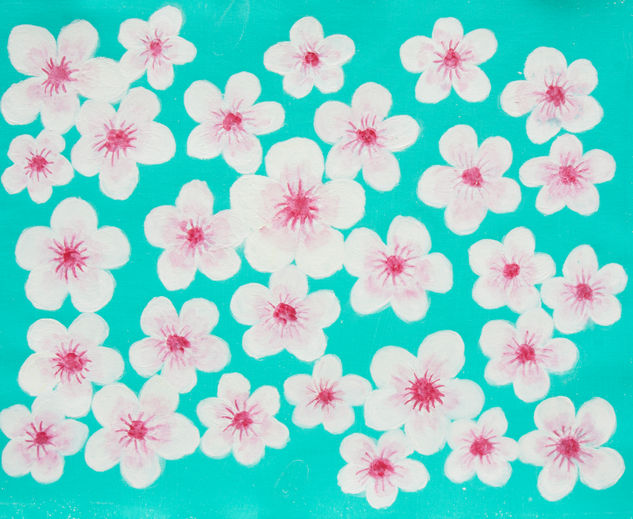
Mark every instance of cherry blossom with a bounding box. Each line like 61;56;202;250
344;216;452;321
197;373;289;466
119;5;196;90
18;313;124;417
0;394;88;483
129;297;230;393
230;266;340;361
337;430;429;509
468;227;555;313
400;17;496;103
445;408;518;486
2;130;73;203
417;125;520;235
519;396;624;501
71;87;175;200
15;197;130;312
230;137;365;278
284;354;371;434
519;134;615;215
480;309;578;402
185;72;284;174
364;331;484;455
264;16;354;98
314;82;420;191
1;21;127;133
541;245;627;334
144;180;246;290
500;47;603;144
85;376;200;489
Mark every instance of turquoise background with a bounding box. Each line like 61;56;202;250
0;0;631;517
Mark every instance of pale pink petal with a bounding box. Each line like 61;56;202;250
337;374;371;406
1;440;33;477
526;110;562;144
148;61;175;91
442;379;485;420
314;101;353;143
164;37;196;65
263;41;298;75
302;290;340;328
242;324;284;359
561;96;603;133
0;405;31;439
518;429;549;466
244;227;296;273
444;450;475;483
478;136;512;177
249;385;280;416
325;143;363;179
2;165;28;195
370;345;416;388
52;419;88;455
364;389;409;431
224;71;261;108
478;407;509;436
579;447;624;490
149;5;183;35
362;149;400;191
285;329;328;362
88;347;124;385
472;276;506;309
582;149;615;184
129;338;163;377
26;183;52;204
562;244;598;279
26;318;67;353
566;59;598;95
432;17;464;44
199;427;232;459
313;66;344;94
417;330;465;379
192;335;230;373
400;35;435;73
119;51;146;82
536;184;566;214
484;358;517;386
230;283;270;325
415;65;452;103
295;227;344;278
40;93;79;134
120;451;161;489
57;20;98;64
339;432;376;464
134;122;176;166
243;101;284;135
343;227;383;277
524;47;567;82
419;253;453;293
453;65;491;102
1;78;43;126
538;462;577;501
417;165;459;208
366;480;398;509
380;115;419;152
198;248;241;281
91;383;138;428
394;458;430;491
31;450;64;483
84;428;123;471
462;29;497;64
229;175;283;228
18;354;56;395
514;367;550;402
391;291;429;322
283;373;313;405
349;277;390;315
575;398;616;447
519;157;553;187
157;249;196;290
316;34;355;66
542;338;578;373
25;269;68;311
516;307;553;340
351;82;392;120
76;58;127;103
223;133;263;174
184;80;223;123
322;405;354;433
405;411;449;455
566;183;600;215
291;402;322;429
282;70;314;98
151;414;199;460
139;375;179;416
8;25;56;75
485;177;522;214
534;396;575;433
439;125;478;168
477;458;512;487
233;436;265;466
67;268;115;312
468;238;503;276
178;298;218;335
479;319;514;358
289;16;324;46
265;137;324;185
98;160;139;200
317;179;365;229
597;263;627;294
506;285;541;314
500;80;540;117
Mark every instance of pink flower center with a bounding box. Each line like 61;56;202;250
308;381;340;409
51;236;89;281
368;457;395;479
558;164;580;185
26;150;53;180
515;343;536;364
469;436;494;458
223;403;256;440
404;371;445;412
96;122;137;165
443;48;461;69
232;411;253;430
141;31;172;65
53;342;91;383
303;51;320;67
575;283;593;301
545;84;566;107
503;262;521;279
127;420;149;440
166;334;191;354
546;426;589;469
148;39;164;57
116;413;157;449
41;56;77;95
385;255;405;275
275;181;319;230
186;226;206;246
356;128;377;146
273;302;297;324
25;421;55;458
222;112;243;131
461;167;483;187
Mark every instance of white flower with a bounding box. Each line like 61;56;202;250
337;430;429;509
144;180;246;290
400;17;496;103
185;72;284;174
344;216;452;322
541;245;627;333
2;130;73;203
85;376;200;489
119;5;196;90
444;408;518;487
500;47;603;144
230;265;340;361
18;313;124;417
264;16;354;98
197;373;289;466
364;331;484;455
71;87;175;200
129;297;230;393
230;137;365;278
15;197;130;311
314;82;419;191
417;125;520;235
0;394;88;483
480;309;578;402
519;397;624;501
1;21;127;133
284;354;371;433
468;227;555;313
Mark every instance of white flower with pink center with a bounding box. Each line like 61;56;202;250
197;373;289;466
2;130;73;204
417;125;521;235
129;297;230;393
230;265;340;361
263;16;354;99
344;216;452;322
1;21;127;133
541;245;627;334
0;395;88;484
18;313;124;418
184;72;285;174
71;87;175;200
519;396;624;501
314;82;420;192
230;137;365;278
15;197;130;312
119;6;196;90
500;47;603;144
85;376;200;489
145;180;245;290
444;408;518;487
337;430;429;509
468;227;555;313
400;17;496;103
284;354;371;434
520;134;615;216
364;331;484;455
480;309;578;402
